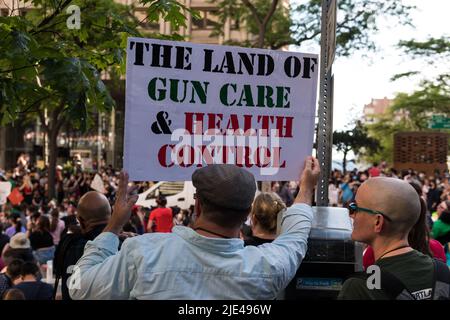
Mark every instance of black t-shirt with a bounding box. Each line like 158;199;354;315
54;224;108;300
244;235;274;246
29;231;54;250
0;233;10;253
338;250;434;300
14;281;53;300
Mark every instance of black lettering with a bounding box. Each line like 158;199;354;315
129;41;149;66
151;44;172;68
237;52;255;75
284;56;301;78
302;57;317;79
257;54;274;76
175;46;192;70
203;49;213;72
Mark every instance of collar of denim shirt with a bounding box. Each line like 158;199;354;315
172;226;245;253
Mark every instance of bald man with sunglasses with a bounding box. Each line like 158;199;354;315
338;177;450;300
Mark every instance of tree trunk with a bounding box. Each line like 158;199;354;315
257;27;266;48
342;150;348;174
242;0;279;49
39;104;65;201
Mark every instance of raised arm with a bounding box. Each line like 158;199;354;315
69;171;139;300
258;156;320;290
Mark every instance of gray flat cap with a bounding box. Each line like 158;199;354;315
192;164;256;210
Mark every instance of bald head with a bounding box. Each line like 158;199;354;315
356;177;421;237
77;191;111;225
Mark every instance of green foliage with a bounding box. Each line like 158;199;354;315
0;0;190;130
398;37;450;58
390;76;450;130
211;0;292;49
141;0;199;30
363;113;412;164
333;120;379;172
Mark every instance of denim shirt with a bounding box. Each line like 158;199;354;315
69;203;313;300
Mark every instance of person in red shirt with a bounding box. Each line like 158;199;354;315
368;162;381;178
146;196;173;233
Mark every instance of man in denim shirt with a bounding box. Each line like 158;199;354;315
69;156;320;299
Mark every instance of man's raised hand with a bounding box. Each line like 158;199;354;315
295;156;320;206
104;171;139;235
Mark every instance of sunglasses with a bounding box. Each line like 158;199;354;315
348;202;392;222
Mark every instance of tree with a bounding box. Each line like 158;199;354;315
333;120;379;173
0;0;191;199
213;0;414;53
294;0;414;56
363;37;450;164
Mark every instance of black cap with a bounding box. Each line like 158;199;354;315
192;164;256;210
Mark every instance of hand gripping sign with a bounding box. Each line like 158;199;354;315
124;37;318;181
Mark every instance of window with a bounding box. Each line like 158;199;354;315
231;18;240;30
1;9;9;16
192;8;219;30
19;9;30;17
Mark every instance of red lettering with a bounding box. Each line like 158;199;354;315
158;144;175;167
207;113;223;134
255;146;271;168
177;145;195;167
185;112;204;134
226;114;240;132
271;147;286;168
276;116;293;138
257;115;274;136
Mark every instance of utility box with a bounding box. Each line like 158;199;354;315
394;132;448;176
284;207;363;300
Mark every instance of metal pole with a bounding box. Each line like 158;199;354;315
315;0;335;206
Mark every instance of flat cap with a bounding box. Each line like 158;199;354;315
192;164;256;210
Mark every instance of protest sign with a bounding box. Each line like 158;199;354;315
124;37;318;181
91;174;106;193
0;182;12;205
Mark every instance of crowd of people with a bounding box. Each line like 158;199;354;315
0;153;449;299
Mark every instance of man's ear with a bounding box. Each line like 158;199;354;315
195;199;202;218
77;215;86;229
374;215;384;233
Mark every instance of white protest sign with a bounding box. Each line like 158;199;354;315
124;37;318;181
0;182;12;205
90;174;106;194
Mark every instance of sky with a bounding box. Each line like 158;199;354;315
290;0;449;165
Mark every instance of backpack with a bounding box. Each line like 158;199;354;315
353;259;450;300
52;233;84;299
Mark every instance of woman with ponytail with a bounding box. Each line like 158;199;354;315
244;192;286;246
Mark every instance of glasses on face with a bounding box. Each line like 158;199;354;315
348;202;392;222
